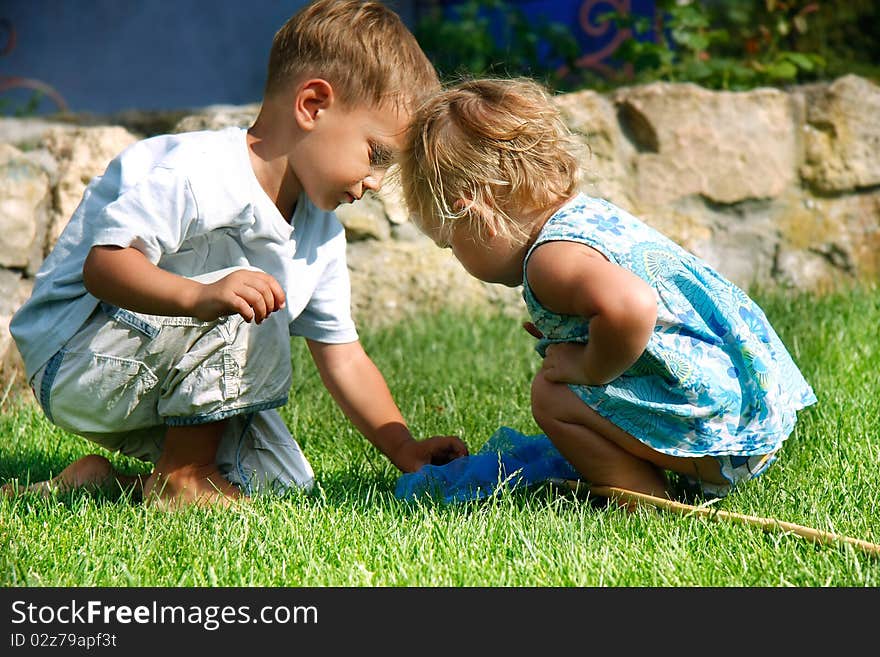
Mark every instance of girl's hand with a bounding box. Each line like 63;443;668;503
524;322;601;385
522;321;544;339
193;270;286;323
540;342;597;386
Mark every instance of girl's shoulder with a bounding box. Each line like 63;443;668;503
547;192;618;220
533;193;662;265
542;193;652;235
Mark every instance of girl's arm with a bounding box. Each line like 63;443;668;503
526;240;657;386
306;339;468;472
83;245;285;323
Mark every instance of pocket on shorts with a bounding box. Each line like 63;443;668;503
46;349;160;435
100;302;163;339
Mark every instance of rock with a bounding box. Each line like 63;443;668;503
376;173;411;225
20;148;60;187
172;104;260;133
0;270;33;389
613;82;797;207
104;108;191;138
554;88;635;209
799;75;880;193
0;117;74;150
43;126;139;249
346;240;524;328
390;221;431;243
648;195;782;290
0;144;52;273
334;192;392;241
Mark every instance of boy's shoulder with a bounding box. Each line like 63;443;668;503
109;127;246;193
88;126;266;229
135;127;244;173
154;129;341;235
137;127;255;214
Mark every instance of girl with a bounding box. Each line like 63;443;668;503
398;78;817;499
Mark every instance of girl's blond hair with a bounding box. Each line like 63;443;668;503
399;77;582;245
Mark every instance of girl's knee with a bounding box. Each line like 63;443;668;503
530;370;564;431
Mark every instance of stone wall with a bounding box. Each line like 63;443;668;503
1;74;878;387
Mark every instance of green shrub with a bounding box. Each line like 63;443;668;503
413;0;603;92
602;0;828;89
414;0;879;92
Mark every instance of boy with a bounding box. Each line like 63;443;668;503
4;0;467;509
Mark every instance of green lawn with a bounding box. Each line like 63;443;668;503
1;285;878;586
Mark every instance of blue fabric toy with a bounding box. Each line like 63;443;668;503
395;426;580;503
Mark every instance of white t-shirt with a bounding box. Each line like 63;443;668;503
11;127;358;381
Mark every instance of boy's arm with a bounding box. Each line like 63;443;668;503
306;339;468;472
526;240;657;386
83;245;285;323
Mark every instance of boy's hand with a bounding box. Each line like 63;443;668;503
193;270;286;323
392;436;469;473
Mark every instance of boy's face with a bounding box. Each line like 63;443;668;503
293;96;408;212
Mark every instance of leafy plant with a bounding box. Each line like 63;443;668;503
0;90;44;117
782;0;880;81
601;0;827;90
413;0;601;92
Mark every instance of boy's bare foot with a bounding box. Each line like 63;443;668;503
142;464;242;511
1;454;145;499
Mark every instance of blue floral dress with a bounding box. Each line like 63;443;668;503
523;194;817;459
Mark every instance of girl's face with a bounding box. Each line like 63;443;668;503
442;220;526;288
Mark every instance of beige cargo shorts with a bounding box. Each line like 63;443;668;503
29;267;314;495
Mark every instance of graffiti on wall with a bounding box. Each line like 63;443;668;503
572;0;635;77
0;18;68;114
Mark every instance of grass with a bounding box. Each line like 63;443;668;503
0;285;878;586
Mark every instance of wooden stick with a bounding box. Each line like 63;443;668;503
561;480;880;557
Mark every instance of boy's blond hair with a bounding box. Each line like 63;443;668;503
399;77;582;244
265;0;439;111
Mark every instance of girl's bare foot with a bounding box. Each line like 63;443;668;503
142;464;242;511
1;454;145;499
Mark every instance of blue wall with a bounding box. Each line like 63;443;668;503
413;0;656;70
1;0;316;115
1;1;644;116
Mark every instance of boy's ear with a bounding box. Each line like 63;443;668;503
294;79;334;130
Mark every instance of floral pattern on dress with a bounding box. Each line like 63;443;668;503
522;194;817;458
